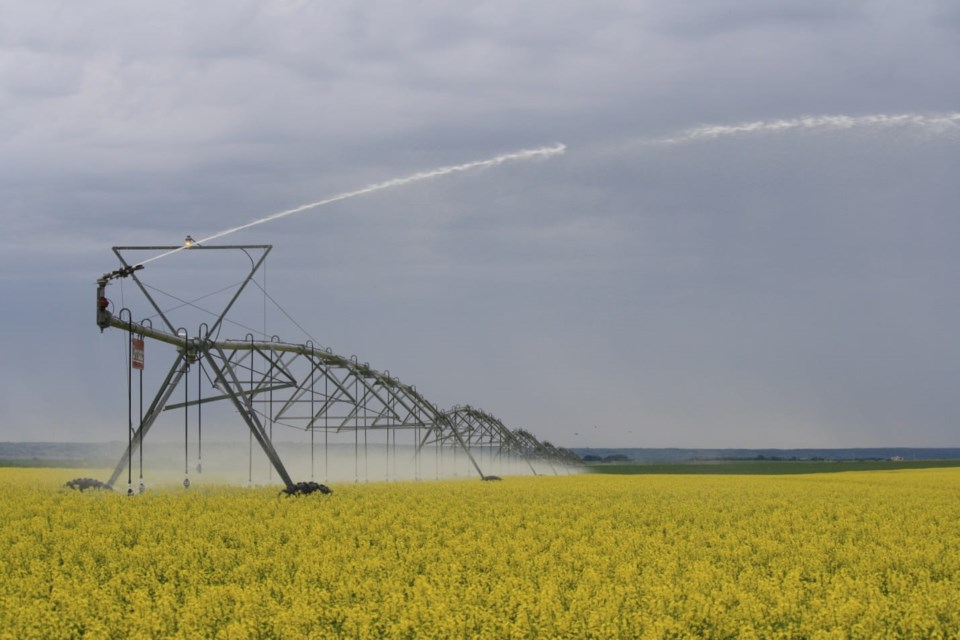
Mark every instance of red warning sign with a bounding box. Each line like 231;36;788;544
132;338;144;370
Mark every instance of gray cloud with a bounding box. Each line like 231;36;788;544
1;0;958;448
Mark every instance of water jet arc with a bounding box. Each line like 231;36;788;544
139;143;566;267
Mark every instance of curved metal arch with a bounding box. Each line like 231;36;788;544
441;405;541;474
511;428;560;474
439;406;584;472
221;340;451;438
103;317;486;484
97;244;571;487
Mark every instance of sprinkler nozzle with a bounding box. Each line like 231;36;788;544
99;264;144;283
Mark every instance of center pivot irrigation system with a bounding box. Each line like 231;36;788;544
92;243;581;494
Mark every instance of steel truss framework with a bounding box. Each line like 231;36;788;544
96;244;580;490
436;406;581;476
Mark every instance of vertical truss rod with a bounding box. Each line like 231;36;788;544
107;355;188;488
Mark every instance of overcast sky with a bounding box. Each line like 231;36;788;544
2;0;959;448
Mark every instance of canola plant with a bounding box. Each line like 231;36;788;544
1;468;959;638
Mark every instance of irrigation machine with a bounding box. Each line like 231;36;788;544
87;242;581;495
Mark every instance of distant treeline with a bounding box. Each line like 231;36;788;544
0;457;117;468
582;453;904;464
693;455;896;462
581;454;631;463
574;447;960;463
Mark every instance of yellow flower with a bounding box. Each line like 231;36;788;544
1;468;959;638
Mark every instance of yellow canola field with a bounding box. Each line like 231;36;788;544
2;467;960;639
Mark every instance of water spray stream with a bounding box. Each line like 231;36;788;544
139;143;566;266
649;112;960;146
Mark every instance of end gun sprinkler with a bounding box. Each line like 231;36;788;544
96;264;144;331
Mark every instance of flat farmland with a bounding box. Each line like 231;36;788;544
588;459;960;475
2;468;959;638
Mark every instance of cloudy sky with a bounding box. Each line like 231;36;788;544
2;0;959;448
